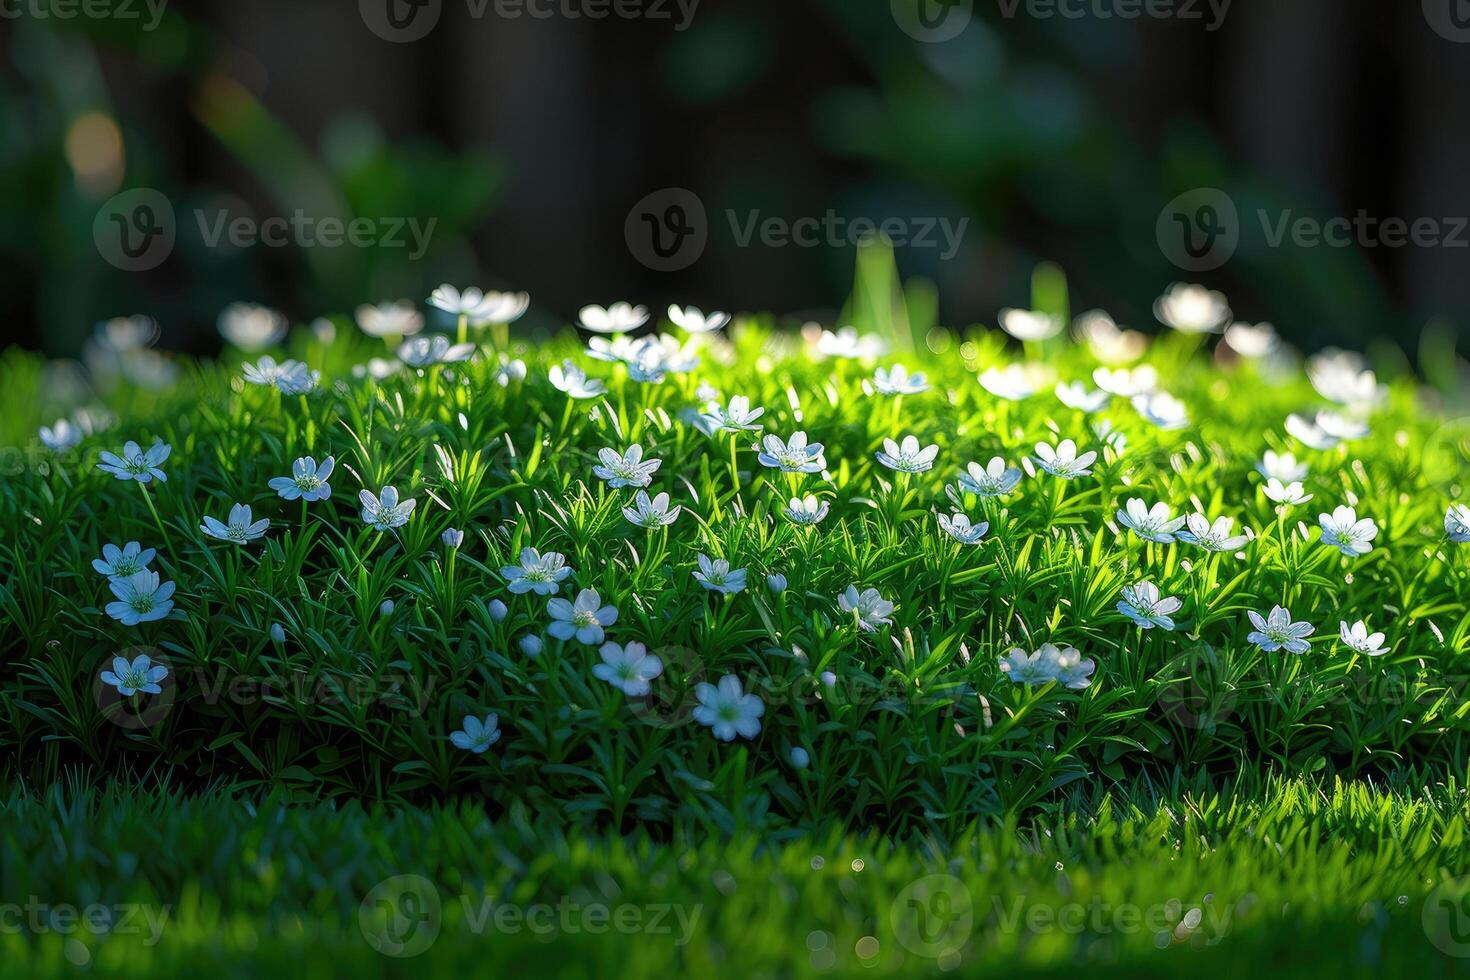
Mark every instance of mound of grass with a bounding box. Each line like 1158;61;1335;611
2;304;1470;835
0;776;1466;976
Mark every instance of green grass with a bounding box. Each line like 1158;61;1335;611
1;775;1468;977
3;308;1470;836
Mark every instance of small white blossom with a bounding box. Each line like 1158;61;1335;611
998;308;1064;341
998;647;1057;686
1339;620;1389;657
359;485;416;531
492;356;527;386
547;588;618;645
1132;391;1190;431
1257;451;1309;482
580;302;649;334
398;335;475;367
979;364;1036;401
1154;283;1230;334
1446;504;1470;544
1316;411;1370;441
937;512;989;545
442;527;464;548
593;445;662;488
105;570;175;626
519;634;544;657
1033;439;1097;479
92;541;156;580
1264;479;1312;506
668;305;730;334
1115;498;1186;543
871;364;929;395
817;326;886;360
1093;365;1158;397
500;548;572;595
97;439;170;483
355;301;424;338
1050;645;1097;689
1224;321;1279;359
449;713;501;754
39;419;82;452
548;361;607;399
1055;382;1109;413
1307;350;1385;408
487;599;508;621
1319;506;1378;558
1247;605;1315;654
100;653;168;696
784;495;830;526
767;574;788;594
1075;310;1148;364
694;554;748;594
593;641;664;696
268;456;334;502
218;302;287;350
201;503;270;545
692;675;764;741
875;435;939;474
1117;581;1181;630
704;395;765;432
838;586;894;633
1177;514;1249;553
958;458;1022;497
623;491;681;528
757;432;826;474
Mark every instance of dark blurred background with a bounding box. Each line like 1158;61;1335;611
4;0;1470;356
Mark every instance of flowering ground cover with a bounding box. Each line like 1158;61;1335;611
4;282;1470;973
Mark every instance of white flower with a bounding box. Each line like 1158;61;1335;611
937;512;989;545
218;302;287;350
500;548;572;595
95;314;159;352
1033;439;1097;479
871;364;929;395
442;527;464;548
1055;382;1109;413
979;364;1036;401
998;307;1064;341
268;456;335;502
1154;283;1230;334
487;599;508;621
547;588;618;645
1132;391;1190;431
1092;418;1127;454
1263;479;1312;506
272;361;321;396
548;361;607;399
1224;321;1279;359
105;570;175;626
1075;310;1148;364
39;419;82;452
1307;350;1384;407
623;491;681;529
592;641;664;696
201;503;270;545
876;435;939;474
1339;620;1388;657
429;285;528;325
838;586;894;632
1257;451;1309;482
1049;645;1097;690
1115;498;1185;543
1176;514;1249;553
97;439;170;483
623;335;698;383
767;574;788;594
704;395;765;432
580;302;648;334
93;541;157;580
519;634;543;657
1316;411;1369;441
474;291;530;325
998;647;1058;686
492;356;527;386
1093;365;1158;397
359;485;416;531
100;653;168;696
1117;581;1181;630
958;458;1022;497
694;554;748;594
784;495;830;526
355;301;424;338
817;326;886;360
593;445;662;488
586;334;641;364
398;335;475;367
757;432;826;474
668;305;730;334
1247;605;1315;654
1319;506;1378;558
354;358;401;381
692;675;764;741
449;713;502;754
1446;504;1470;544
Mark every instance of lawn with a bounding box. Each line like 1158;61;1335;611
3;274;1470;974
